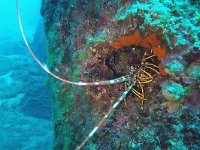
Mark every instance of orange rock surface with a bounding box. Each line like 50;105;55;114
113;31;142;49
112;30;167;76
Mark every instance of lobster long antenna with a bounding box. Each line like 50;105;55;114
76;84;134;150
16;0;130;86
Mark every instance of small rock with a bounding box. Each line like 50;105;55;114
161;80;186;101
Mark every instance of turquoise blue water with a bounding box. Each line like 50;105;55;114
0;1;52;149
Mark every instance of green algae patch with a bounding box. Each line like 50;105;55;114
165;60;185;74
78;51;86;61
86;33;106;46
48;53;57;66
161;81;187;101
58;91;75;113
196;11;200;24
72;69;81;82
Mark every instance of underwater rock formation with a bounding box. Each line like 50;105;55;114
41;0;200;149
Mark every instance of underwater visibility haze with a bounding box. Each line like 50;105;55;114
0;0;52;149
2;0;200;150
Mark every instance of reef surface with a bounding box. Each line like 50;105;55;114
41;0;200;149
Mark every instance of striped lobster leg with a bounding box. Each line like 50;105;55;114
75;84;134;150
16;0;131;87
77;75;131;86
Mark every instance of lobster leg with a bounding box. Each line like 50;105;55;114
76;84;134;150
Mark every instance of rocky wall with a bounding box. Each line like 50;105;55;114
41;0;200;149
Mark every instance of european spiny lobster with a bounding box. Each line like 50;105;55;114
16;0;160;149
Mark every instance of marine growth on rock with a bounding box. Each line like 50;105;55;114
17;0;200;149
